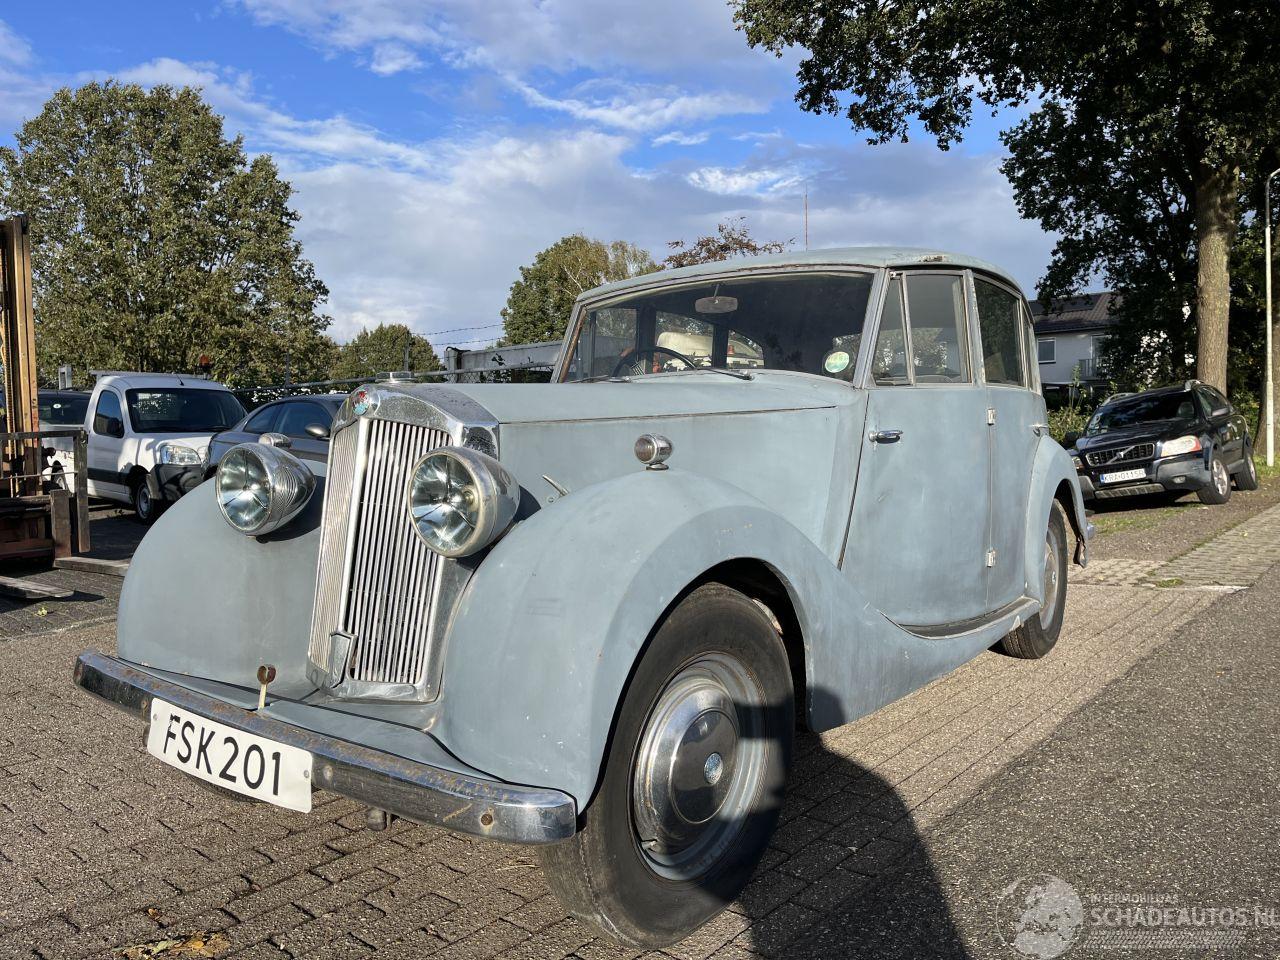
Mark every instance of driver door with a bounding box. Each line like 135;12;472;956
844;272;993;628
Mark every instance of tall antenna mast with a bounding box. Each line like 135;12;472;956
804;188;810;250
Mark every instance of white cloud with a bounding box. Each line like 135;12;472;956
652;131;711;147
687;164;807;197
509;78;765;133
0;20;34;67
368;43;423;75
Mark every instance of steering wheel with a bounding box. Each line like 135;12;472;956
611;346;701;379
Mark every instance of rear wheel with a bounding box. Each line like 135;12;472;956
1235;445;1259;491
997;504;1068;659
1196;453;1232;505
539;583;794;948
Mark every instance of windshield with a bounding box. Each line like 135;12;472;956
1086;392;1199;436
39;393;89;426
125;388;246;434
561;271;874;382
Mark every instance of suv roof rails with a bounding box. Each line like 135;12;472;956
1099;391;1137;406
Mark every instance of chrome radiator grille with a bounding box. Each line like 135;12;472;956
1085;442;1156;468
308;417;452;688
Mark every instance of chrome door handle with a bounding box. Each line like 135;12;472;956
870;429;903;443
1031;423;1048;436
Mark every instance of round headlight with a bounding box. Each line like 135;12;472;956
407;447;519;557
215;444;316;536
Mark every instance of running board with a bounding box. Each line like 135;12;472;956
899;596;1040;641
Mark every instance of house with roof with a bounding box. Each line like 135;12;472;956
1028;291;1118;399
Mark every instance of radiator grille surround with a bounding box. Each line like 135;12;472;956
1085;442;1156;468
308;415;455;696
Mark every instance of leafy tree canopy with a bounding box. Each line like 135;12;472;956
662;217;791;268
0;81;333;388
501;234;658;345
734;0;1280;392
330;323;440;381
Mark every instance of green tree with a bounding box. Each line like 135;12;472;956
662;217;791;268
330;323;440;380
0;81;332;388
734;0;1280;393
501;235;658;345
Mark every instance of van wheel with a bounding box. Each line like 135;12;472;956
1235;445;1259;491
539;583;794;948
1196;454;1232;505
998;504;1067;659
132;477;162;524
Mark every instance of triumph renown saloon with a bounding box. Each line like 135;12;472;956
74;247;1090;946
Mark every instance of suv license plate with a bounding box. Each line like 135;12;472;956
146;698;313;812
1100;468;1146;484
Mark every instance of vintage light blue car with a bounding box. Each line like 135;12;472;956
74;247;1090;946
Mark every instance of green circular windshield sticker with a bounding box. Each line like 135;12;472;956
824;350;851;374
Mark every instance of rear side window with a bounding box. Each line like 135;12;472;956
905;274;969;383
975;279;1026;386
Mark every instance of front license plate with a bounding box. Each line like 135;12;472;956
1100;468;1147;484
146;699;313;812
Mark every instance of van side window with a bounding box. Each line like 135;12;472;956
872;276;909;385
93;390;124;436
975;279;1026;386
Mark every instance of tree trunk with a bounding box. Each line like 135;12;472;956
1193;161;1239;393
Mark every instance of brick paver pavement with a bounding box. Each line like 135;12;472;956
5;506;1280;959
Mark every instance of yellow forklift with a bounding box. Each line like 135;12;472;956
0;215;91;593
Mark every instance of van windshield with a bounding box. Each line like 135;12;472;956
561;271;874;382
125;388;246;433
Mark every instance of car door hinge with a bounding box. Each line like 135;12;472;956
986;549;997;567
987;408;997;425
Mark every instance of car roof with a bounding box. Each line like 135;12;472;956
95;373;233;391
1099;382;1200;408
579;246;1023;303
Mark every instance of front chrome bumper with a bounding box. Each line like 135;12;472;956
72;651;577;845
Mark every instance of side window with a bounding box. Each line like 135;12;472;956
276;402;330;437
243;404;280;434
975;279;1026;386
93;390;124;437
871;276;909;385
1205;386;1230;415
1023;305;1042;391
904;274;969;383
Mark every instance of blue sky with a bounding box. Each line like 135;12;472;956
0;2;1055;349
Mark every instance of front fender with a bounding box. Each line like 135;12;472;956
1024;436;1090;601
433;468;851;808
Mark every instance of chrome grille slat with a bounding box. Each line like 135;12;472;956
1085;442;1156;468
308;417;453;689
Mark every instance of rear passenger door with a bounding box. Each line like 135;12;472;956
974;276;1042;611
846;271;994;628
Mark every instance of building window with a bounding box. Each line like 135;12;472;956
1037;338;1056;364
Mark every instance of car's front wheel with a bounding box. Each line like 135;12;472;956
132;476;162;524
539;583;794;948
997;504;1068;659
1196;453;1232;505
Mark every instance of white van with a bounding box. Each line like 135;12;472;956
74;373;246;522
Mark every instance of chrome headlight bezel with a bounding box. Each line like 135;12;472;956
215;443;317;536
405;446;519;557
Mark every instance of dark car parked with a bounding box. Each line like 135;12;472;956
1067;381;1258;504
206;394;345;478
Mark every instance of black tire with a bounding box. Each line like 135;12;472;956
997;504;1068;659
1235;445;1260;491
1196;453;1232;505
539;583;794;948
132;476;162;524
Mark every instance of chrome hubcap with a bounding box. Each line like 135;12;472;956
1040;524;1062;628
632;653;766;881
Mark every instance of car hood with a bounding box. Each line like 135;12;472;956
1075;419;1197;453
380;371;865;560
